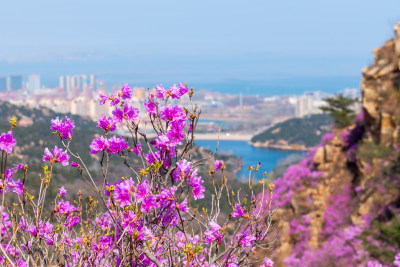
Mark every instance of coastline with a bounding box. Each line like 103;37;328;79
119;130;252;141
121;130;309;151
193;133;252;141
250;141;310;151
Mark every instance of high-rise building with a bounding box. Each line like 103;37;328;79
28;74;41;92
60;74;97;98
59;76;65;89
65;75;72;97
10;75;23;90
0;76;7;92
89;74;96;89
72;75;81;90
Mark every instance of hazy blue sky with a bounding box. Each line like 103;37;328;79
0;0;399;94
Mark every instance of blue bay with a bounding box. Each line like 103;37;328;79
195;140;304;179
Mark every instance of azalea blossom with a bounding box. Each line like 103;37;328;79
59;186;67;197
120;84;132;100
0;131;17;153
89;136;108;154
50;116;75;139
155;84;167;99
42;146;70;166
124;102;140;122
215;160;223;171
232;204;245;218
97;114;116;132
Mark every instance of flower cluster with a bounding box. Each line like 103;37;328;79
50;116;75;139
89;135;128;154
0;131;16;153
0;83;274;266
42;145;70;166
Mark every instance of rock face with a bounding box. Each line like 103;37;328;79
271;23;400;266
362;24;400;146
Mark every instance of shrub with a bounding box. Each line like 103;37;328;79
0;83;274;266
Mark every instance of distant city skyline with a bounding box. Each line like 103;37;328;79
0;0;399;94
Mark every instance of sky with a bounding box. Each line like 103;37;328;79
0;0;399;94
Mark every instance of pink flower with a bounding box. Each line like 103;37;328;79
155;84;167;99
239;233;256;247
50;116;75;139
160;105;186;122
98;91;109;105
56;200;76;214
136;180;150;202
0;131;17;153
131;142;142;156
209;220;221;232
26;224;37;237
120;84;132;99
89;136;108;154
0;168;14;194
17;259;28;267
178;198;189;213
19;216;26;229
215;160;223;171
144;96;158;115
154;134;171;150
13;163;24;170
173;159;192;181
71;161;79;167
232;204;245;218
367;260;383;267
187;169;203;188
12;180;23;196
193;185;205;200
166;120;186;147
112;107;124;123
157;186;177;208
262;257;274;267
394;253;400;267
59;186;67;197
168;83;188;99
97;114;116;132
110;91;120;106
42;146;70;166
107;135;127;154
141;195;158;213
204;221;222;244
64;215;79;231
121;210;136;234
114;178;135;207
124;102;140;122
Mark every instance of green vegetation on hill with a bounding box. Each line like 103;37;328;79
251;114;333;147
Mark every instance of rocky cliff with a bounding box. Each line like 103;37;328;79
270;23;400;266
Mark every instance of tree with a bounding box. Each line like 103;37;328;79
319;94;358;128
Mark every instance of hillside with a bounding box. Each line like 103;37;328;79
251;114;333;150
267;22;400;266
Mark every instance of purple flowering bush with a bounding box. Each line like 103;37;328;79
0;83;275;266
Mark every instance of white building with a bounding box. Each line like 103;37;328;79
28;74;41;93
71;97;90;117
291;91;330;118
53;99;70;114
60;74;97;98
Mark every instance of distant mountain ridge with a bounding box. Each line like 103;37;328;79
251;114;333;150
